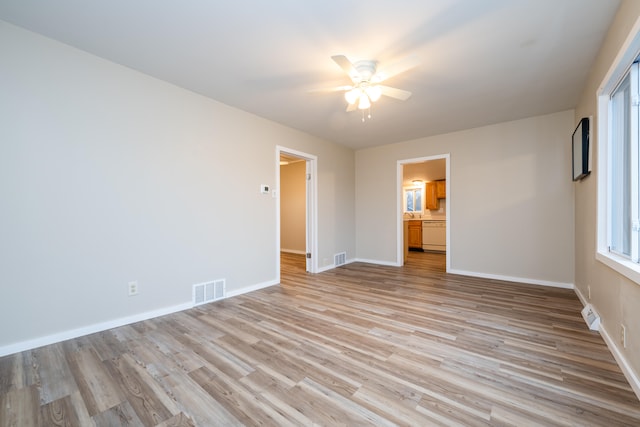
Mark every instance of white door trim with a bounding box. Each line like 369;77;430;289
397;154;450;271
276;146;318;279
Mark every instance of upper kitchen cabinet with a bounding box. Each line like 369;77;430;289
425;182;439;210
436;180;446;199
425;180;446;210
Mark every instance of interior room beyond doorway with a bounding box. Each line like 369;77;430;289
400;155;449;270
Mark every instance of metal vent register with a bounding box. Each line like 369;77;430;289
193;279;225;306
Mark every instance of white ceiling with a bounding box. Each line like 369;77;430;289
404;159;446;185
0;0;620;150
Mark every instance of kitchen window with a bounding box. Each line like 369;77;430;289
597;50;640;284
404;186;423;213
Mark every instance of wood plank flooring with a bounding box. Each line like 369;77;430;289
1;251;640;426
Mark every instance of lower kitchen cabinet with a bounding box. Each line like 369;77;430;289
408;220;422;249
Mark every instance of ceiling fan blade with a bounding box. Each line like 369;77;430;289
346;102;358;112
331;55;357;78
308;85;353;93
373;55;419;83
379;85;412;101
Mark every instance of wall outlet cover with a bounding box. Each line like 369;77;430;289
128;281;139;296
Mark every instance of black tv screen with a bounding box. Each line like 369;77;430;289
572;117;590;181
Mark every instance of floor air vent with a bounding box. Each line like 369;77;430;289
193;279;225;306
334;252;346;267
581;304;600;331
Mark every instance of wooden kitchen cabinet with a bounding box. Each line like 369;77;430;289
425;182;439;210
408;220;422;249
436;180;446;199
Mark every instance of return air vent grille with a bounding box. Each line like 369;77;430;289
193;279;225;306
581;304;600;331
334;252;346;267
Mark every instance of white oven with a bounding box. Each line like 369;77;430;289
422;220;446;252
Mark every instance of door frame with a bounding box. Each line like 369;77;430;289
397;154;450;271
276;146;318;278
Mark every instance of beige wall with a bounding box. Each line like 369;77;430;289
280;161;306;253
356;110;575;286
4;4;638;393
0;21;355;353
573;0;640;389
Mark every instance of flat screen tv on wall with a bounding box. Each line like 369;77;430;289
572;117;591;181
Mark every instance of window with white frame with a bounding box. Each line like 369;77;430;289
609;63;638;260
598;51;640;283
404;186;423;213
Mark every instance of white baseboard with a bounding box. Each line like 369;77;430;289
0;301;192;357
316;257;357;273
574;287;589;306
317;264;335;273
354;258;401;267
280;248;306;255
0;278;280;358
599;321;640;400
350;261;575;290
573;288;640;400
225;279;279;298
448;268;574;289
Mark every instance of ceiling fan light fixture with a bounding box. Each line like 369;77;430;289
365;85;382;102
329;55;415;118
358;93;371;110
345;88;360;105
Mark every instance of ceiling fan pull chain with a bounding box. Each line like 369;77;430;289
361;107;373;122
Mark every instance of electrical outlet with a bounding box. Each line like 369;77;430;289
128;281;139;296
621;324;627;348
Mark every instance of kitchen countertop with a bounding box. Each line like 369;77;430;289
403;217;445;221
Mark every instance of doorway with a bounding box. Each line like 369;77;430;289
398;154;450;271
276;146;318;280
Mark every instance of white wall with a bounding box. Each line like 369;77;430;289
0;21;355;353
280;161;306;253
573;0;640;393
356;110;575;287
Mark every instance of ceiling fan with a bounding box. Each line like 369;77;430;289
325;54;416;117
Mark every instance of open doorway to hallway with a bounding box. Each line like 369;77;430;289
279;153;306;261
276;146;317;279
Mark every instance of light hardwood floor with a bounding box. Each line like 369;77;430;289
1;252;640;426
